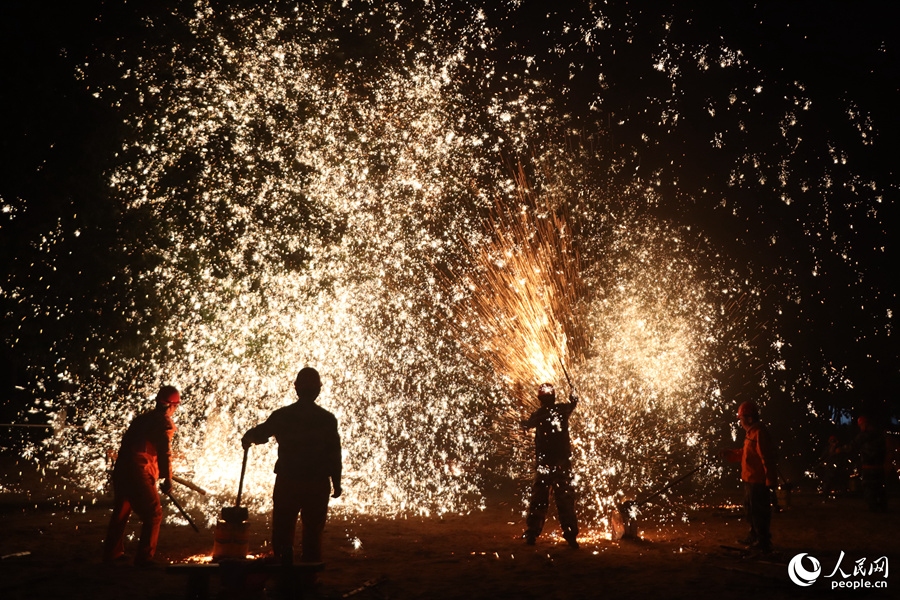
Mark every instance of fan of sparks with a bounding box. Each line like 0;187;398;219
443;165;752;528
444;167;588;402
28;1;811;531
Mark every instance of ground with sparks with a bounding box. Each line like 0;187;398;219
2;456;896;600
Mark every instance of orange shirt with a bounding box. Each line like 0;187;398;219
114;408;175;480
726;422;777;486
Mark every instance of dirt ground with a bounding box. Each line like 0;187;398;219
1;453;897;600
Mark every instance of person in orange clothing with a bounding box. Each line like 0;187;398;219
103;385;179;566
720;400;778;553
242;367;342;566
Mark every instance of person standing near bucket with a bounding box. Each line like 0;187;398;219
521;383;579;549
242;367;342;565
103;385;180;566
719;400;778;554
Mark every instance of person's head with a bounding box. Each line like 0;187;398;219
537;383;556;407
295;367;322;402
858;416;871;432
737;400;759;430
155;385;180;415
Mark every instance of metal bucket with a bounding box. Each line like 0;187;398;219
212;519;250;561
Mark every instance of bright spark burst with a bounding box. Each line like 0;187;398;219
443;167;756;525
11;2;889;534
46;1;506;519
444;166;587;404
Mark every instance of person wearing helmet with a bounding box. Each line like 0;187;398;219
520;383;579;549
720;400;778;553
242;367;342;566
103;385;180;566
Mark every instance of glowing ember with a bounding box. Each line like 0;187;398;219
184;555;214;564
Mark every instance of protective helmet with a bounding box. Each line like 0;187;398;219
737;401;759;419
295;367;322;391
156;385;180;406
537;383;555;397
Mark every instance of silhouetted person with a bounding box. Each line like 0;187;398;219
242;367;342;565
521;383;579;549
103;386;179;566
854;416;887;512
720;400;778;553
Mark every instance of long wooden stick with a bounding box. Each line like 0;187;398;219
163;489;200;533
172;475;208;496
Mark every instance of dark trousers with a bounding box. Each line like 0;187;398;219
744;482;771;549
272;476;331;564
861;467;887;511
103;471;162;562
525;466;578;540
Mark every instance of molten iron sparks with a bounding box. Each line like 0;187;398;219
36;2;748;528
444;166;587;408
444;169;749;526
11;1;887;537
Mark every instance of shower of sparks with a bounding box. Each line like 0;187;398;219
7;2;891;533
42;1;510;519
444;166;587;405
445;169;758;525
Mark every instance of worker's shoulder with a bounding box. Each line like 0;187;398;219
752;420;769;431
527;406;547;419
277;401;337;422
131;407;168;427
560;400;577;413
310;403;338;423
747;421;771;439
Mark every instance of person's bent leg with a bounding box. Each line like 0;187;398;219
103;492;131;562
130;475;163;564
